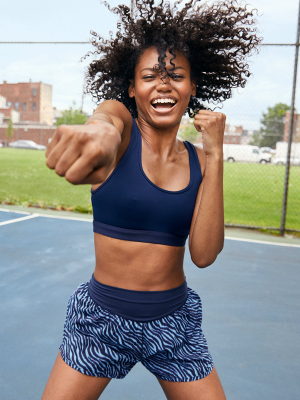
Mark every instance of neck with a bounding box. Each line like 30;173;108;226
136;117;182;158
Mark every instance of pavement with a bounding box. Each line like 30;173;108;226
0;205;299;400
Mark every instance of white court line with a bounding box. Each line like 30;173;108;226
0;208;31;215
0;214;39;226
0;208;92;222
37;213;92;222
226;236;300;248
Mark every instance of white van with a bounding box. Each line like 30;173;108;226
223;144;272;164
275;141;300;158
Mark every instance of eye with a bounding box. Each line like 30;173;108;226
142;75;156;80
170;74;184;81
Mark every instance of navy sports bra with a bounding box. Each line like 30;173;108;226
91;118;202;246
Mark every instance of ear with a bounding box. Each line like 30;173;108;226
191;80;196;97
128;80;135;98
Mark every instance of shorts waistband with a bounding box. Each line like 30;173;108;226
88;274;188;322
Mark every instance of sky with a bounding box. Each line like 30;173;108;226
0;0;299;130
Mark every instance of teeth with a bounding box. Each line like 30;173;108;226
152;99;176;104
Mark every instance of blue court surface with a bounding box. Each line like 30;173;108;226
0;206;300;400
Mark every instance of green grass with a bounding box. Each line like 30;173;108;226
0;148;92;213
224;163;300;230
0;148;299;230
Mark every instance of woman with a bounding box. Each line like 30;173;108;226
42;1;260;399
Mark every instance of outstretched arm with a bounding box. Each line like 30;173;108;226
188;110;225;268
45;100;132;185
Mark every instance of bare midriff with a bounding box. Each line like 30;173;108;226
93;232;186;291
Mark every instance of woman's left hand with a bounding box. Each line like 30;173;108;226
194;110;226;157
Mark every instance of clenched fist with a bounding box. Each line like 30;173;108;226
45;120;121;185
194;110;226;157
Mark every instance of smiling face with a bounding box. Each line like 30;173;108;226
128;47;196;129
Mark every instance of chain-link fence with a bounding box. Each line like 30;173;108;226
180;42;300;234
0;36;300;233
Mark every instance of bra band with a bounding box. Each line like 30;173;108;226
88;274;188;322
93;220;187;247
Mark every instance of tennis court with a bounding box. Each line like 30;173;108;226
0;206;299;400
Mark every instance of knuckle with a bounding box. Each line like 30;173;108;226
55;166;65;177
76;131;88;144
86;146;104;167
65;172;80;185
92;143;103;155
64;130;73;140
46;159;54;169
57;125;74;140
56;125;64;135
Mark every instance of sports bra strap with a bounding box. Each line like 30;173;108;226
91;117;203;247
183;141;202;180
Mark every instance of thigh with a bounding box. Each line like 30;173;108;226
42;352;111;400
158;366;226;400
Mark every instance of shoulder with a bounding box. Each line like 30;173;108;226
192;143;206;177
94;100;133;135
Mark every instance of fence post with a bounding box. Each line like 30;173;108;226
280;0;300;236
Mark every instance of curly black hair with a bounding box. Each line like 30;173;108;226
85;0;261;118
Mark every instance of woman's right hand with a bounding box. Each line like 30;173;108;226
45;119;121;185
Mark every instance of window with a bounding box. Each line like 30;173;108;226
7;101;12;107
32;102;36;111
253;149;259;154
14;102;19;110
22;103;27;111
32;88;37;97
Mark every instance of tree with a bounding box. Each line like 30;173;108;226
180;124;199;143
56;103;88;126
251;103;290;148
6;119;14;140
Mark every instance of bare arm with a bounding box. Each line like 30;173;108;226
188;111;225;268
46;100;132;185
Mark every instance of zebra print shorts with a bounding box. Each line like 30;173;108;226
59;282;214;382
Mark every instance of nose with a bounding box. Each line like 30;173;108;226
156;75;172;92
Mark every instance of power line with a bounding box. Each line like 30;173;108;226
0;41;298;46
0;41;90;44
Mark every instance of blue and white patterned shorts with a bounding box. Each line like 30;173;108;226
59;282;214;382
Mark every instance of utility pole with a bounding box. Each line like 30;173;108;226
131;0;135;18
280;0;300;236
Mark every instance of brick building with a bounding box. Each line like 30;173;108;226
240;129;258;145
0;81;53;125
0;123;56;146
284;111;300;143
224;124;243;144
0;80;55;145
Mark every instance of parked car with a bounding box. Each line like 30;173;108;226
259;146;276;155
272;156;300;166
9;140;46;150
223;144;272;164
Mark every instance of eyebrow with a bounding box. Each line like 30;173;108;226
140;66;186;73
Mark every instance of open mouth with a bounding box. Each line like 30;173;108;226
151;98;177;111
